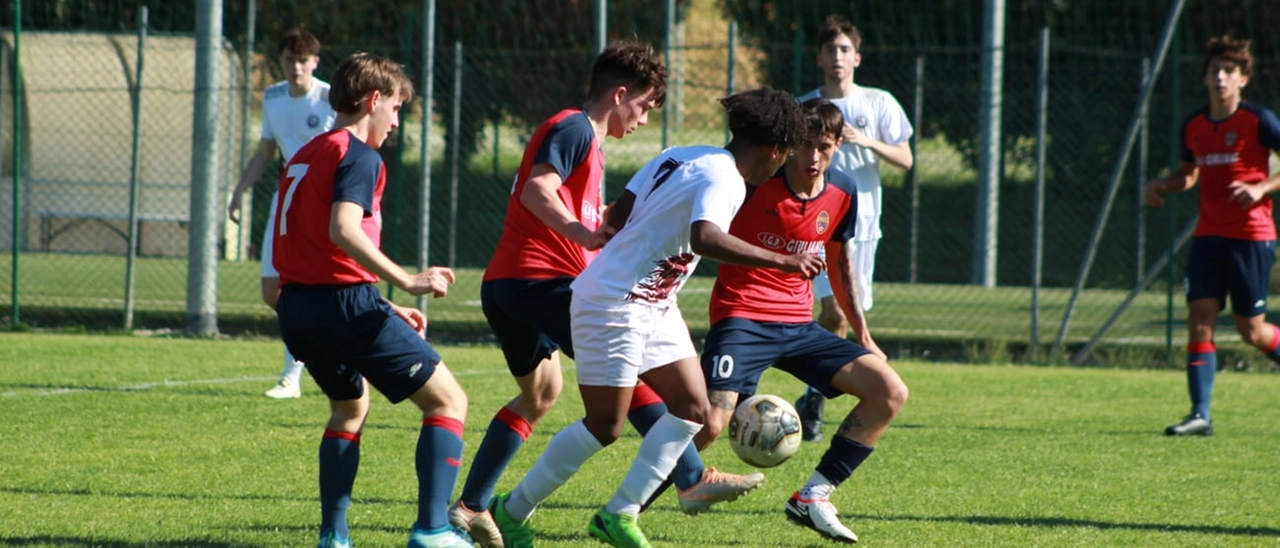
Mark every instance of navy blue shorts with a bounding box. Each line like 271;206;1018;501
1185;236;1276;317
277;283;440;403
701;317;872;399
481;277;574;376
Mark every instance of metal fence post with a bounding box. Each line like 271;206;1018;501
416;0;436;313
187;0;223;336
8;0;20;326
448;40;461;268
123;6;148;330
1030;27;1049;360
908;54;924;285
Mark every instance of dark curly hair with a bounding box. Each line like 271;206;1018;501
589;40;667;107
719;88;806;148
1202;35;1253;77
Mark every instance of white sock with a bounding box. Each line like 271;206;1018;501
605;413;702;516
801;471;834;500
280;346;304;384
507;420;603;521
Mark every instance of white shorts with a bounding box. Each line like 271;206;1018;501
813;238;878;311
260;190;280;278
570;295;697;388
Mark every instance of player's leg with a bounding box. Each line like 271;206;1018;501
261;194;305;399
780;324;906;544
1230;239;1280;363
1168;237;1224;436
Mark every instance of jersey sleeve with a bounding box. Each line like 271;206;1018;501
533;117;593;180
826;170;859;243
332;146;383;214
1256;107;1280;152
1179;112;1198;164
877;92;914;146
690;158;746;231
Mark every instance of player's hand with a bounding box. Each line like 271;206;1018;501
388;301;427;337
573;223;609;251
860;336;888;362
1143;180;1167;208
1227;180;1264;208
843;123;872;148
227;193;244;224
780;253;826;279
404;267;456;298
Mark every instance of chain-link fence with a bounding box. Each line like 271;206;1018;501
3;0;1279;367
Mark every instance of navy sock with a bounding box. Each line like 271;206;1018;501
628;386;703;490
318;430;360;539
417;416;465;532
460;408;530;510
815;436;875;488
1186;341;1216;421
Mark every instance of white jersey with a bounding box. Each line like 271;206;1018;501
798;84;913;241
572;146;745;308
261;80;336;161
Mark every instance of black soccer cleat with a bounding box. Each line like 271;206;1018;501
795;390;826;442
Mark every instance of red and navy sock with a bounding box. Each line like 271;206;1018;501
318;429;360;539
1186;341;1216;420
628;384;703;490
416;416;465;533
459;407;531;511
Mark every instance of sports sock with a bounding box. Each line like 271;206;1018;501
281;347;305;384
1186;341;1216;420
606;413;702;516
319;429;360;539
417;416;465;532
627;384;703;490
507;420;602;521
811;435;874;492
460;407;532;510
1264;324;1280;364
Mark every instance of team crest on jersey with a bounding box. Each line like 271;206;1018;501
307;115;321;129
855;116;869;128
815;211;830;234
1224;131;1237;147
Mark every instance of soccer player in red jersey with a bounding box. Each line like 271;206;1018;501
1144;36;1280;437
695;99;908;544
272;53;471;548
452;42;761;548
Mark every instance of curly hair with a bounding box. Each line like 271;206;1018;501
1202;35;1253;77
589;40;668;107
719;88;806;148
800;98;844;141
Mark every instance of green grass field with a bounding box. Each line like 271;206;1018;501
2;332;1277;547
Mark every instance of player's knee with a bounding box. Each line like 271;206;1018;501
885;378;909;418
583;417;625;447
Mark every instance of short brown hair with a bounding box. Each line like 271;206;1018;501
278;27;321;57
1202;35;1253;77
800;98;844;141
817;15;861;51
328;53;415;114
588;40;668;107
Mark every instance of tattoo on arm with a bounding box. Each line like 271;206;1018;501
708;390;738;411
837;413;864;435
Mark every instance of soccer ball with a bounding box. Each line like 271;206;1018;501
728;394;803;468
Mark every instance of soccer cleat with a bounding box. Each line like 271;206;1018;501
1165;414;1214;436
406;524;473;548
587;508;653;548
264;377;301;399
448;499;503;548
795;390;826;442
317;530;352;548
490;492;536;548
677;467;765;515
785;491;858;544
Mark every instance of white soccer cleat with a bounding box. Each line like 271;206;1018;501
677;467;765;515
264;377;301;399
785;491;858;544
448;499;504;548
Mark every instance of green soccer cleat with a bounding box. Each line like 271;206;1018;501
489;492;536;548
587;508;653;548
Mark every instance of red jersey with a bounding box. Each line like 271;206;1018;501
484;109;604;280
273;129;385;286
1182;102;1280;240
709;171;858;324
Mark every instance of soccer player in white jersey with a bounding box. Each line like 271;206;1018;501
227;27;337;399
488;88;822;548
794;15;914;440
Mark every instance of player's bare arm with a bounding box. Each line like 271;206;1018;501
604;190;638;235
1144;161;1198;208
329;201;455;297
228;139;280;223
691;220;825;278
843;125;913;170
521;163;610;250
826;240;886;360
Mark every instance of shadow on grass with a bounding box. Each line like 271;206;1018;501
0;536;261;547
863;512;1280;539
0;486;408;508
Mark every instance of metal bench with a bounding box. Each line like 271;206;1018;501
38;210;189;252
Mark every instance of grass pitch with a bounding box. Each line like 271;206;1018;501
1;332;1277;547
